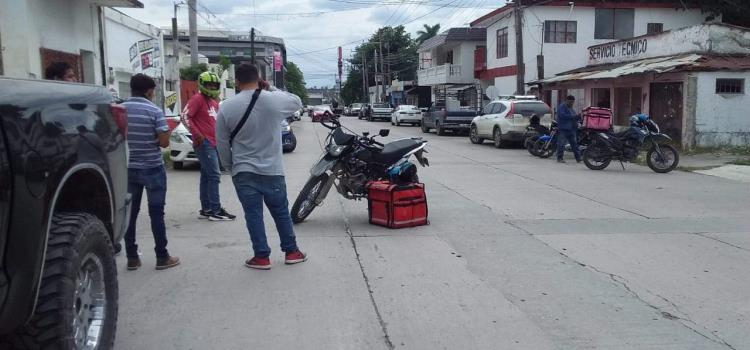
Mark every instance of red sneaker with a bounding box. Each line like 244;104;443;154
245;257;271;270
285;250;308;265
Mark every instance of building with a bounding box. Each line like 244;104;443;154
470;0;713;104
0;0;143;84
164;29;287;89
103;8;168;109
416;27;487;109
535;24;750;148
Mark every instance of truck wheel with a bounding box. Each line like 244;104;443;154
173;161;183;170
7;213;118;349
421;122;430;133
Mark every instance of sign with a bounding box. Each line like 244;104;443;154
138;39;154;53
141;52;153;70
129;44;138;61
589;38;648;62
165;92;178;111
273;51;282;72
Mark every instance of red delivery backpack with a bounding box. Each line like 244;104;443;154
367;181;428;229
582;106;612;131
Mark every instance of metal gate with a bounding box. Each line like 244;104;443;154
649;82;683;144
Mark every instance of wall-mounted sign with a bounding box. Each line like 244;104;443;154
273;51;282;72
129;43;138;61
589;38;648;62
141;52;153;70
138;39;155;53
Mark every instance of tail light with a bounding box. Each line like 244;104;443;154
110;103;128;139
506;103;515;119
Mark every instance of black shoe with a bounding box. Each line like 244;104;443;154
576;159;582;163
209;208;236;221
198;210;210;219
557;159;566;163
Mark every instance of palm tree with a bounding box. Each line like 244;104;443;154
416;24;441;44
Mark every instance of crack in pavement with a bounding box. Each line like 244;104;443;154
424;142;651;219
432;179;501;215
337;197;395;350
697;233;750;252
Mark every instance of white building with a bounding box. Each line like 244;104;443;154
535;24;750;148
0;0;143;84
103;8;167;108
470;1;713;102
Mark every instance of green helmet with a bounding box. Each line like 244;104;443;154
198;71;221;98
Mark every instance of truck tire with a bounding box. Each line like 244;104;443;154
6;213;118;349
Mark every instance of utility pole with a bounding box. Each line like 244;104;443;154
514;0;525;95
363;53;369;103
250;28;256;64
188;0;198;65
379;41;386;103
374;48;380;103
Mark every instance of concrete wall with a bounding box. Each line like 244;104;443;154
484;5;708;95
0;0;104;84
694;71;750;146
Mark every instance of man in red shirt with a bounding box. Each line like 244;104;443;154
181;71;236;221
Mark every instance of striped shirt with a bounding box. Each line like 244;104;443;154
122;97;168;169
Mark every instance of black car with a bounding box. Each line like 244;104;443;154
0;78;129;348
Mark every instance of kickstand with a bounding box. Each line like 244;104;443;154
619;161;626;170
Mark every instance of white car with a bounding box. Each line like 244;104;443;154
167;117;198;169
390;105;421;126
470;97;552;148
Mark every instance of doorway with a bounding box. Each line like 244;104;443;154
614;87;642;126
649;82;683;143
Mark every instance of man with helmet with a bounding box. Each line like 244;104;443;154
181;71;236;221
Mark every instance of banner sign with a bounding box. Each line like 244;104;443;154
274;51;282;72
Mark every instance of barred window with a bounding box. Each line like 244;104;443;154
647;23;664;35
544;21;577;43
496;27;508;59
716;79;744;94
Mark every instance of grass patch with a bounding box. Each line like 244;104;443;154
684;146;750;156
162;150;172;167
677;165;721;172
729;159;750;166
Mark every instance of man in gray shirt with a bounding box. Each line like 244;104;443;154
216;64;306;270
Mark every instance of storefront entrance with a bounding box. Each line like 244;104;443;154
649;82;683;144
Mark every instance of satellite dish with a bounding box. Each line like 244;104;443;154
485;86;498;99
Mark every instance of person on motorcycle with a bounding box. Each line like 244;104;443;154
181;71;236;221
556;95;582;163
215;63;307;270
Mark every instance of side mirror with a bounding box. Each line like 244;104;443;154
379;129;390;137
363;131;370;138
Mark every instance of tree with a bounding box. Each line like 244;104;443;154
415;24;441;44
179;63;209;81
341;25;419;105
284;61;309;105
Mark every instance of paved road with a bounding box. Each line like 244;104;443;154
116;117;750;350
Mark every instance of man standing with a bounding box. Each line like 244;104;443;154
556;95;582;163
181;71;236;221
216;64;306;270
122;74;180;271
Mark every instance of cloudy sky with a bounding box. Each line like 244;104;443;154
119;0;504;87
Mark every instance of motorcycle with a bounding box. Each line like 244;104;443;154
291;117;430;223
533;122;593;158
524;114;550;156
582;117;679;173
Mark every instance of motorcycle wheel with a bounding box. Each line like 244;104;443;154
582;146;611;170
646;144;679;173
525;135;540;155
291;173;330;224
534;139;554;158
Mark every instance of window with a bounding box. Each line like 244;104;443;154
496;103;507;114
716;79;745;94
484;102;498;114
544;21;577;43
496;27;508;58
595;8;634;39
647;23;664;35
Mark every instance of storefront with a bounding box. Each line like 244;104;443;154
535;24;750;148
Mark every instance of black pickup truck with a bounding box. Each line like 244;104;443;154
0;78;129;348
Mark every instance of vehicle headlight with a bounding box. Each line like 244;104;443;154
170;133;183;143
328;143;346;156
283;124;291;132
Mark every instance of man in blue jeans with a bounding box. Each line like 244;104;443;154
122;74;180;271
556;95;582;163
216;64;306;270
181;72;236;221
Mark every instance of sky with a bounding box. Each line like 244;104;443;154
118;0;504;87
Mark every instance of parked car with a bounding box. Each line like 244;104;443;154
0;78;129;347
292;109;302;121
421;104;478;135
168;119;199;169
469;96;553;148
282;119;297;153
391;105;421;126
368;103;393;121
348;103;364;117
310;105;334;122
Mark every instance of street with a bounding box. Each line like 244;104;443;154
116;117;750;350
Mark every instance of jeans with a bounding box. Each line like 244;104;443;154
557;129;582;161
125;166;169;259
196;140;221;213
232;172;298;258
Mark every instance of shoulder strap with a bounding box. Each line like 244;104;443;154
229;88;262;145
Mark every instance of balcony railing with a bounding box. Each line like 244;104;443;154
418;64;473;86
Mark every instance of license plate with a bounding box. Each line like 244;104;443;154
459;124;469;127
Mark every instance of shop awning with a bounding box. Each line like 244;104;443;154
531;54;705;84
